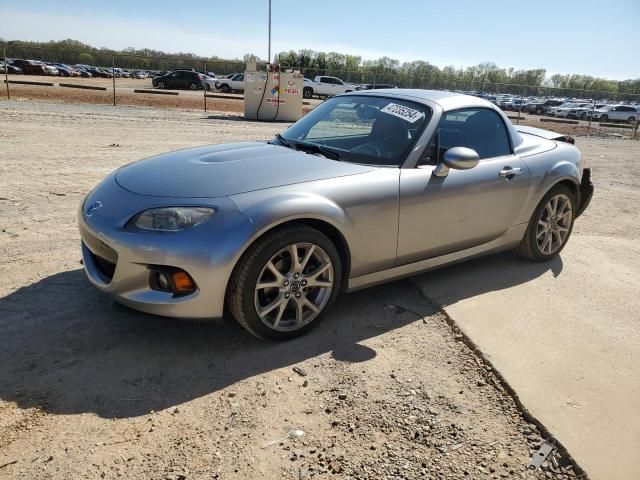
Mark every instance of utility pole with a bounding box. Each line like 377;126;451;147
268;0;272;64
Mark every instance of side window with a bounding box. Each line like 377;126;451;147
237;74;244;81
420;108;511;165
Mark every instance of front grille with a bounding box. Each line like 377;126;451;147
91;251;116;280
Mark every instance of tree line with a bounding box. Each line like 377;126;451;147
2;39;639;96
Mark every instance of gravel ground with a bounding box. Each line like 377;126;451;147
0;101;601;479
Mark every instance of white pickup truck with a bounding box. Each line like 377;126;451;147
303;76;357;99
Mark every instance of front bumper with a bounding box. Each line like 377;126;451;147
78;174;255;319
576;168;593;218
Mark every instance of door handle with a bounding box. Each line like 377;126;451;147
499;167;523;178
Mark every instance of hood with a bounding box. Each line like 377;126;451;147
115;142;374;198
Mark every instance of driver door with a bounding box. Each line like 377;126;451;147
396;108;531;264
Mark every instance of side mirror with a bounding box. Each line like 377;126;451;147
433;147;479;177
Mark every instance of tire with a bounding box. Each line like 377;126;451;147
157;81;165;89
206;84;211;91
303;86;313;99
227;225;342;340
189;83;199;91
535;107;543;115
516;184;576;262
220;84;231;93
628;116;636;124
600;114;608;122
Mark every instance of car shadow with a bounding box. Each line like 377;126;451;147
0;251;559;419
413;250;563;307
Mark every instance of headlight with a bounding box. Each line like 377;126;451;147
127;207;214;232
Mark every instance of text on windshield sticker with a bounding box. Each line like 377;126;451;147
380;103;424;123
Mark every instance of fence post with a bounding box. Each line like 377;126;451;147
3;46;9;100
204;62;207;112
112;54;116;106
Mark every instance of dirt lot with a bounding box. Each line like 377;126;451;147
0;100;634;479
3;74;320;114
3;74;637;140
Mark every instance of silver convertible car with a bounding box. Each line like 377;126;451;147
79;90;593;339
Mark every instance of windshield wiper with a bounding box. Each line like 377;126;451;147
293;141;342;161
272;133;293;149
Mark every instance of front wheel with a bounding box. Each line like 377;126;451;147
516;185;575;261
220;84;231;93
628;116;636;124
303;86;313;99
156;81;165;89
600;114;608;122
227;225;342;340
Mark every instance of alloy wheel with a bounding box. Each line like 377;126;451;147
536;194;572;255
254;243;334;332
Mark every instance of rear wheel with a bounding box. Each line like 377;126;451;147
600;114;608;122
189;82;199;90
535;107;543;115
303;86;313;99
157;81;165;89
628;116;636;124
516;185;575;261
227;225;342;340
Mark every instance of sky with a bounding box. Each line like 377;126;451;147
0;0;638;80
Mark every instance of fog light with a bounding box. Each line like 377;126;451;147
172;271;195;293
157;272;169;290
149;267;196;295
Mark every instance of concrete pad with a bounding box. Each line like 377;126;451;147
414;235;640;479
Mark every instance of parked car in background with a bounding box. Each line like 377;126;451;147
356;84;398;90
152;70;206;90
303;76;357;99
33;62;59;76
79;90;593;340
132;71;148;79
590;105;639;123
203;75;217;91
523;99;564;115
10;59;47;75
215;73;244;93
0;61;22;74
549;102;590;118
77;66;112;78
73;66;94;78
53;63;80;77
567;103;605;119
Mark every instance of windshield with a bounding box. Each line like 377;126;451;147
279;95;432;166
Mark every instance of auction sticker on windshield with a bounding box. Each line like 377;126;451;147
380;103;424;123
